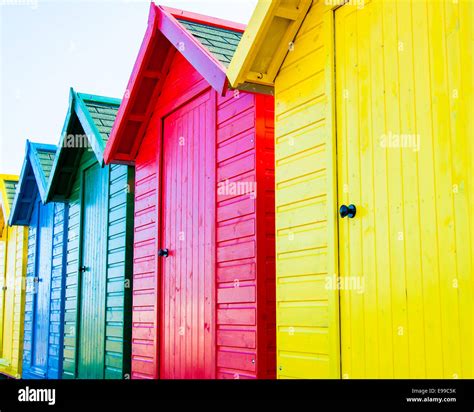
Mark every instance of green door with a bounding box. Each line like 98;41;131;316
78;162;108;379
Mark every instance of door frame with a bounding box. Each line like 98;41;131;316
155;83;217;379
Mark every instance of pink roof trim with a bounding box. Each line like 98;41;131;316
104;3;245;164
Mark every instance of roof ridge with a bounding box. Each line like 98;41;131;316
76;91;121;107
160;5;246;33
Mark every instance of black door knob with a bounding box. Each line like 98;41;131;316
79;265;87;273
340;204;357;218
158;248;169;258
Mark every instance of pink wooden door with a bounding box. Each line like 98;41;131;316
160;91;216;379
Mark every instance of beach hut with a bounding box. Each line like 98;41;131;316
46;89;134;379
0;174;27;378
9;141;67;379
104;4;276;379
228;0;474;378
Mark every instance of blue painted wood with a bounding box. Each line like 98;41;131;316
47;202;68;379
22;198;67;379
10;141;67;380
9;141;56;226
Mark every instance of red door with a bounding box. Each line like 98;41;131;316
160;91;216;379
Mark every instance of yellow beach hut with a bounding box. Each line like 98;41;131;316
228;0;474;379
0;174;28;378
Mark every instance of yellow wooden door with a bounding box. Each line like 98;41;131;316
336;0;473;379
0;238;6;357
1;227;16;365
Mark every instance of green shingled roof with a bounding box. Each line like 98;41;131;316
81;98;120;145
177;19;243;67
35;147;55;182
4;179;18;209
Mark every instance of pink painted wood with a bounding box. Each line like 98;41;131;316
105;7;276;380
160;91;216;379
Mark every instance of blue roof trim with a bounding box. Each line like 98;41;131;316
30;142;57;201
9;140;57;226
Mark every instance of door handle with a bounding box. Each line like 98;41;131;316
158;248;169;258
340;204;357;219
79;265;88;273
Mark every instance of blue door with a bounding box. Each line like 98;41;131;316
30;200;53;376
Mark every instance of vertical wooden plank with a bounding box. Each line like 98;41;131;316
382;0;410;377
357;2;380;378
458;0;474;379
445;0;472;379
410;0;443;378
396;0;425;378
427;0;461;378
336;1;352;373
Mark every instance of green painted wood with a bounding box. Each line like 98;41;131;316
61;147;133;380
50;91;133;380
78;161;108;379
177;19;243;67
3;180;17;210
104;164;133;379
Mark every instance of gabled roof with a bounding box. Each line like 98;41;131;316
9;141;56;226
0;174;19;237
46;88;121;202
227;0;312;93
104;4;245;165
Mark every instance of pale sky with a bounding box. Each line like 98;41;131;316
0;0;257;175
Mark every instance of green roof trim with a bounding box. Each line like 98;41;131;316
4;180;17;210
177;18;243;67
0;175;19;224
45;88;121;202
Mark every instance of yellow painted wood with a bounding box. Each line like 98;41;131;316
227;0;311;90
231;0;473;379
336;0;473;378
0;175;27;378
274;0;340;379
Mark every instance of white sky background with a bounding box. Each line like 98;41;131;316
0;0;258;175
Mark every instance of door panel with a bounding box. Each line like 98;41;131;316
31;201;53;373
160;91;216;379
78;163;108;379
2;228;16;363
0;239;6;357
336;0;472;378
